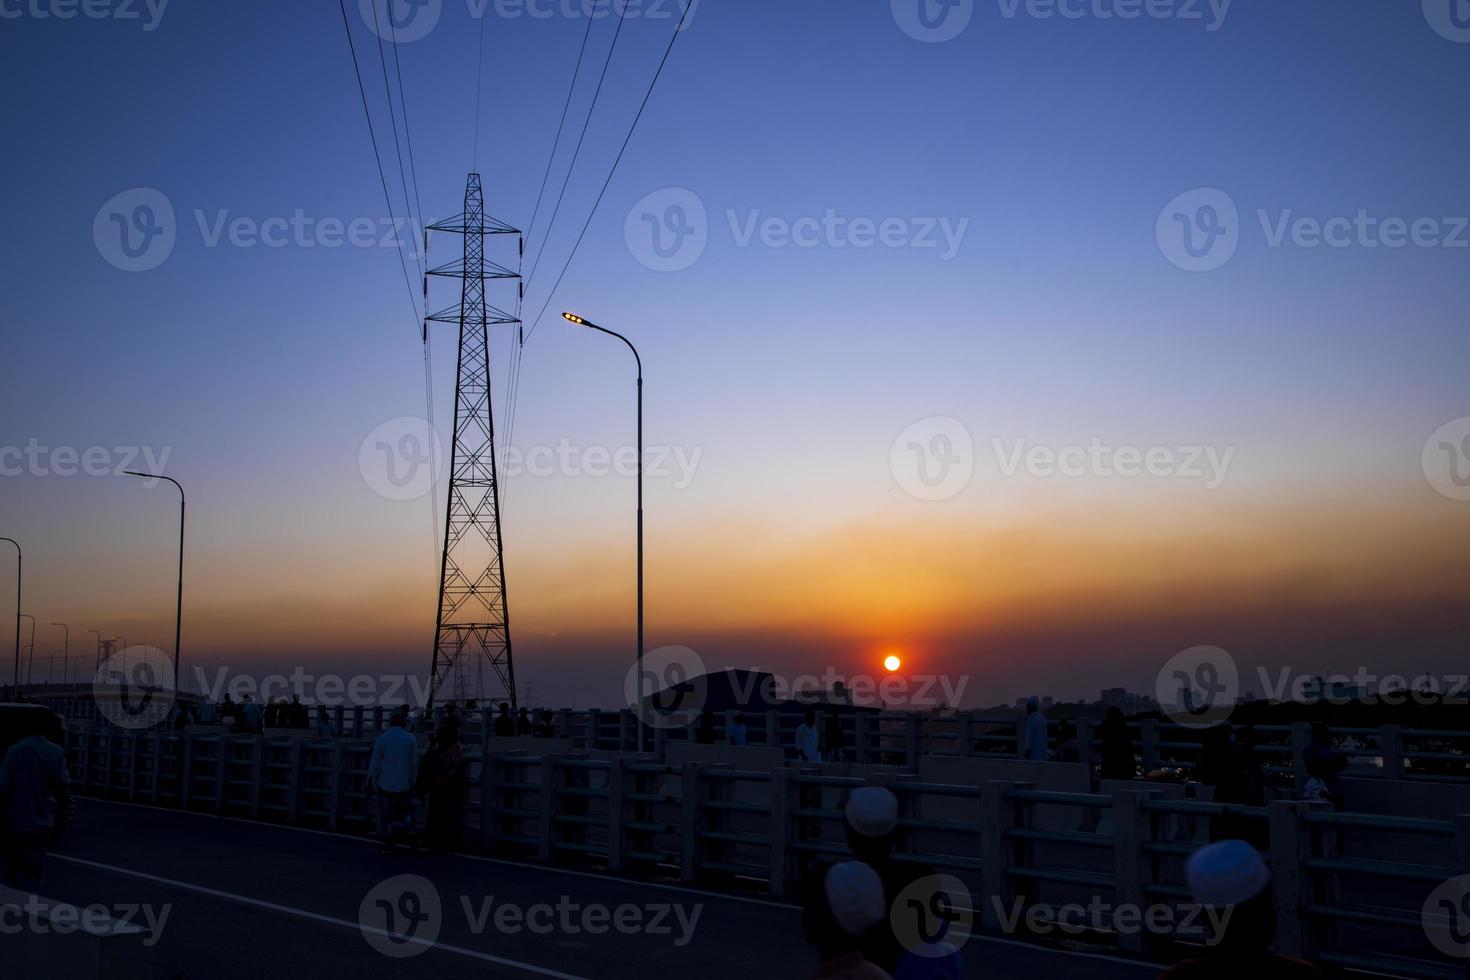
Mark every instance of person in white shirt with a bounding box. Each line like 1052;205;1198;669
1022;698;1049;761
795;709;822;763
366;708;420;852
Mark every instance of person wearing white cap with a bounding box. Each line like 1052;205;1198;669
842;789;965;978
1160;840;1321;978
802;861;892;979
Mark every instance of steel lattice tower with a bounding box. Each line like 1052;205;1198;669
425;173;521;713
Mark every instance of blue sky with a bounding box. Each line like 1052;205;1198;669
1;1;1467;706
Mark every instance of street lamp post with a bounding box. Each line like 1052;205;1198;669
562;312;646;752
86;628;100;674
124;472;184;694
1;537;18;693
50;623;68;687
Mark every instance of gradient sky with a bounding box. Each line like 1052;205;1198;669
2;0;1468;708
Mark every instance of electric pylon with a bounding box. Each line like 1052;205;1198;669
425;173;521;713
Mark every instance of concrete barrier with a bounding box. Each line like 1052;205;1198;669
0;886;155;979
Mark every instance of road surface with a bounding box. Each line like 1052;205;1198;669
34;798;1165;980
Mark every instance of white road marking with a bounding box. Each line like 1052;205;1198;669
52;853;588;980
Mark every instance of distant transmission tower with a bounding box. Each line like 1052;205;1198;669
425;173;521;713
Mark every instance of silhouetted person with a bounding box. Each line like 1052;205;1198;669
493;703;513;737
241;695;262;734
801;861;891;980
417;720;467;851
264;698;280;729
1159;840;1321;979
289;695;308;728
842;787;964;978
516;706;532;737
1022;698;1048;761
696;709;716;744
1197;725;1250;804
535;709;555;738
728;712;749;746
366;708;419;853
1302;722;1347;807
1099;707;1135;780
0;711;71;889
1053;720;1079;763
824;713;845;763
196;698;218;725
314;705;336;739
796;709;822;762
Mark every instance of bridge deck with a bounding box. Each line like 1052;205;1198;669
37;798;1164;979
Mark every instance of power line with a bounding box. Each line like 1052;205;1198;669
500;11;600;508
388;7;426;241
525;9;600;246
336;0;420;333
523;3;693;343
368;0;424;280
522;4;631;294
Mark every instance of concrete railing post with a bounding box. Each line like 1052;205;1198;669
557;708;572;741
251;735;268;818
328;740;345;829
1111;788;1160;954
854;714;872;764
959;714;975;758
352;705;364;739
1380;724;1403;780
608;756;627;873
770;767;793;897
905;713;921;766
479;751;499;851
980;780;1029;930
587;709;602;750
180;732;196;808
766;710;780;750
1014;718;1027;759
372;705;384;734
680;763;704;883
536;756;560;862
1269;799;1317;958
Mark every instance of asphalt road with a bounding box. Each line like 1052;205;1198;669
30;798;1165;980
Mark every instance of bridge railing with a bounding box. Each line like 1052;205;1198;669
62;728;1470;976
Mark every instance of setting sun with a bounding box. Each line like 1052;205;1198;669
883;654;902;672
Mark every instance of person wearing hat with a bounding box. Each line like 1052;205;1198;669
1160;839;1321;978
843;788;965;978
802;860;892;979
